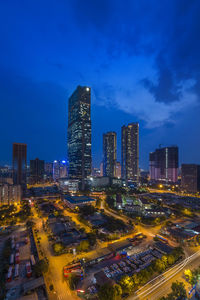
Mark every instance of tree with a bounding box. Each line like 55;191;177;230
98;283;122;300
87;232;97;247
167;255;175;265
171;281;186;298
154;259;166;273
137;269;151;285
119;275;134;294
34;259;48;277
161;255;168;268
114;284;122;299
184;269;192;282
76;240;90;252
131;273;140;286
53;242;64;254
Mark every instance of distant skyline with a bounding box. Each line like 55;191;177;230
1;1;200;169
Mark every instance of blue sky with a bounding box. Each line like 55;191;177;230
0;0;200;169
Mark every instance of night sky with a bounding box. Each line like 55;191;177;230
1;0;200;169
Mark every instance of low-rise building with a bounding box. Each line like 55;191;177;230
63;195;96;209
59;178;80;193
108;240;133;255
154;242;173;255
89;176;126;188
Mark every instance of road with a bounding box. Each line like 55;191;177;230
129;249;200;300
32;206;78;300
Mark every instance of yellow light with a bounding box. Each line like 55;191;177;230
159;184;163;188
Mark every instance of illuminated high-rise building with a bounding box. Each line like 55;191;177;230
53;160;67;181
121;123;139;182
30;158;44;184
68;86;91;180
13;143;27;186
103;132;117;177
181;164;200;193
149;146;178;183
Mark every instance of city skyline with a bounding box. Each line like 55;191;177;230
1;2;200;299
1;1;200;169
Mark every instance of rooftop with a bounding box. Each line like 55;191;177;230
64;195;96;204
108;240;132;252
154;242;173;254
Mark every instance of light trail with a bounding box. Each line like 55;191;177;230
129;249;200;300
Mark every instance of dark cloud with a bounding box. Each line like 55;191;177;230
69;0;200;104
141;54;181;103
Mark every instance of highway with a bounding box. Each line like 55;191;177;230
129;249;200;299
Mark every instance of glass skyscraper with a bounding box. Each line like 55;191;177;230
103;132;117;178
67;86;91;180
121;123;139;182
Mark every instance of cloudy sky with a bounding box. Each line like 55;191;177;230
0;0;200;169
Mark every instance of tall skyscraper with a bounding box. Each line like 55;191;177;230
68;86;91;180
121;123;139;182
181;164;200;193
103;132;117;177
149;146;178;183
30;158;45;184
13;143;27;186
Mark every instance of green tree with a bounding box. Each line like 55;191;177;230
98;283;122;300
167;255;175;265
137;269;150;285
161;255;168;268
119;275;134;294
34;259;48;277
87;232;97;247
131;273;140;286
154;259;166;273
53;242;64;254
171;281;186;298
76;240;90;252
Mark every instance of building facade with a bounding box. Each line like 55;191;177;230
44;162;53;181
149;146;178;183
0;184;21;206
181;164;200;193
30;158;45;184
103;132;117;177
115;161;121;178
13;143;27;186
67;86;91;180
121;123;139;182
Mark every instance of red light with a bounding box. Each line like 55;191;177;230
77;289;85;293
